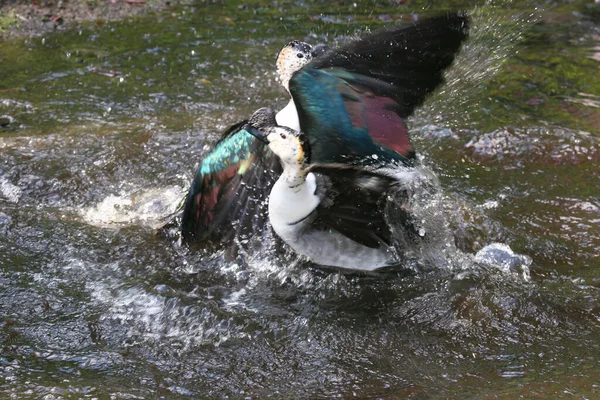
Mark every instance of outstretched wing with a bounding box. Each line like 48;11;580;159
180;122;281;243
307;164;410;249
290;12;470;165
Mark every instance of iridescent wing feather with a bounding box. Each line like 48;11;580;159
290;12;469;165
180;123;281;243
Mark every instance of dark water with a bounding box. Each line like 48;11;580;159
1;1;599;398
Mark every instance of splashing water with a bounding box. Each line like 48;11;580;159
0;176;22;204
80;186;185;229
1;1;599;398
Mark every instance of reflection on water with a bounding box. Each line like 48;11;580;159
1;0;600;398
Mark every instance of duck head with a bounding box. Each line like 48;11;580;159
245;108;311;169
276;40;313;93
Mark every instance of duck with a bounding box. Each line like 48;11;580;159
244;107;408;271
178;12;470;246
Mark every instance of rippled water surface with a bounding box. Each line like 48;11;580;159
1;1;600;398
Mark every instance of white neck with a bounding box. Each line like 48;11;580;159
269;167;319;228
277;67;292;94
280;163;306;190
275;99;300;132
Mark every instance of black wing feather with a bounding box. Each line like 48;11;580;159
306;12;470;117
307;164;402;248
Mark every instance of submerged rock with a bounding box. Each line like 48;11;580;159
0;115;14;127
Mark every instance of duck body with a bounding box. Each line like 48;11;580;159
267;168;397;270
245;114;406;271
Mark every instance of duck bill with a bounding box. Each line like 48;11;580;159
243;125;269;144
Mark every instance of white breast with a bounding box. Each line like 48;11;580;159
293;230;395;271
268;173;319;234
268;173;396;271
275;99;300;132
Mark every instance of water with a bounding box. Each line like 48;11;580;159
1;0;599;397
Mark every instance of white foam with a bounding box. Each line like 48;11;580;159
0;176;22;203
80;185;185;228
475;243;532;281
